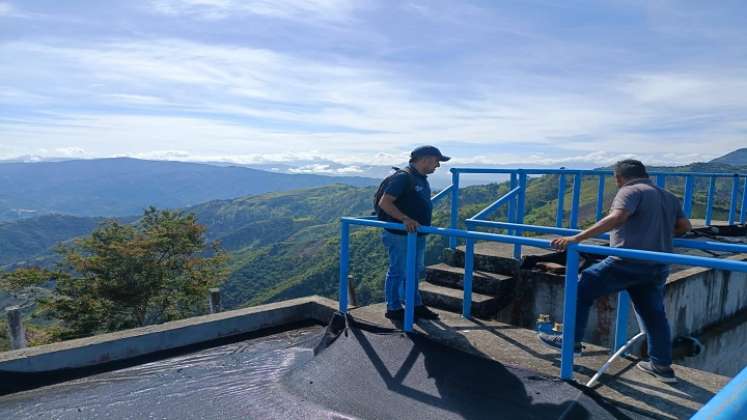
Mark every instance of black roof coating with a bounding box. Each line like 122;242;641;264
0;315;640;419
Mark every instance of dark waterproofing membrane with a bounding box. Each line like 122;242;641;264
0;314;636;419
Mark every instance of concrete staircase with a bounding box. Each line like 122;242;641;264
421;241;557;319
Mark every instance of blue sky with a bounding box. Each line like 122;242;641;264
1;0;746;173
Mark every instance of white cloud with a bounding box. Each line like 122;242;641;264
149;0;361;23
0;2;12;16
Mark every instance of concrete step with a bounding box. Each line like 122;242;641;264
425;263;515;295
449;239;559;276
420;282;500;319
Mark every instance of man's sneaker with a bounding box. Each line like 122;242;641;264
415;305;440;320
637;361;677;383
384;308;404;321
537;332;583;355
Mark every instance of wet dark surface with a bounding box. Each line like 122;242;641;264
0;318;639;419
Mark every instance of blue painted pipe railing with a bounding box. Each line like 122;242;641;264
556;172;566;228
692;365;747;420
338;216;747;381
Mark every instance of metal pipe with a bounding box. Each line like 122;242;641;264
208;288;222;314
514;172;527;260
705;177;716;225
472;186;520;221
463;238;475;319
691;365;747;419
560;244;580;381
596;175;605;221
656;174;666;188
570;172;582;229
430;184;453;205
741;176;747;224
450;167;746;177
729;175;739;225
612;291;631;352
339;221;350;313
449;170;460;249
586;332;645;388
404;232;418;332
556;172;566;228
683;175;695;218
508;172;518;235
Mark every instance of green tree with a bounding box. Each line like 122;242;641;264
1;208;228;341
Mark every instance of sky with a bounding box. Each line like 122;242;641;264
1;0;746;174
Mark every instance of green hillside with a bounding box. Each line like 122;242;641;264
2;162;745;314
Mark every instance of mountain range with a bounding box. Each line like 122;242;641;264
0;158;377;221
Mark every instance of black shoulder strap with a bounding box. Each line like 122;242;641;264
399;166;417;191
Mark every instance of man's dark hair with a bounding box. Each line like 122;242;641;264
614;159;648;180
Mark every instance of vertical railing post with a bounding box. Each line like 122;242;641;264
404;231;418;332
339;221;350;313
208;288;222;314
6;307;26;350
613;291;631;353
508;172;517;235
449;170;460;249
570;172;582;229
556;170;566;228
595;174;605;221
560;243;580;381
705;177;716;226
513;172;527;260
656;174;666;188
741;176;747;225
463;238;475;319
683;175;695;218
729;174;739;225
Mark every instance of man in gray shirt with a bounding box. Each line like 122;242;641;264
539;160;691;383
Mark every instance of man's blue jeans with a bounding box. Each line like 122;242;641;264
575;257;672;366
382;230;425;311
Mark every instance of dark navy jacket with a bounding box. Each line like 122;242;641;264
378;164;432;235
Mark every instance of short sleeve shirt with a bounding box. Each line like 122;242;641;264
379;166;432;233
609;178;685;259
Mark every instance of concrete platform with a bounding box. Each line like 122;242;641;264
420;282;499;318
351;304;730;420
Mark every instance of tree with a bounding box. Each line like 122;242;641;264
1;208;228;341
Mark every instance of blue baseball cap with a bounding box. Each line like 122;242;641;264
410;145;450;162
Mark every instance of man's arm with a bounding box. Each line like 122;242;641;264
379;194;419;232
674;217;691;236
550;209;630;250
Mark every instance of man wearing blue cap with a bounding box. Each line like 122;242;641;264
375;145;450;321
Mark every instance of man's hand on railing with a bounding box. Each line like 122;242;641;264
402;216;420;233
551;235;580;251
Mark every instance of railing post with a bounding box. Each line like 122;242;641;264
347;274;358;307
570;172;582;229
596;174;605;221
6;306;26;350
560;243;580;381
508;172;517;235
729;174;739;225
463;238;475;319
613;291;631;352
683;175;694;218
513;172;527;260
208;288;222;313
705;177;716;226
449;170;460;249
339;221;350;313
656;174;666;188
556;170;566;228
741;176;747;225
404;232;418;332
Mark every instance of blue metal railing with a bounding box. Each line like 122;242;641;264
446;168;747;252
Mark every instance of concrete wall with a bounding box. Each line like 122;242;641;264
497;254;747;352
0;296;337;373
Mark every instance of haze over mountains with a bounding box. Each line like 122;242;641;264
0;158;376;222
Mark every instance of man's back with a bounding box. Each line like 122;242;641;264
610;179;685;255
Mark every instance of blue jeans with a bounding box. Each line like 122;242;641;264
382;231;425;311
575;257;672;366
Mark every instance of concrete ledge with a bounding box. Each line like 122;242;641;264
0;295;338;373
